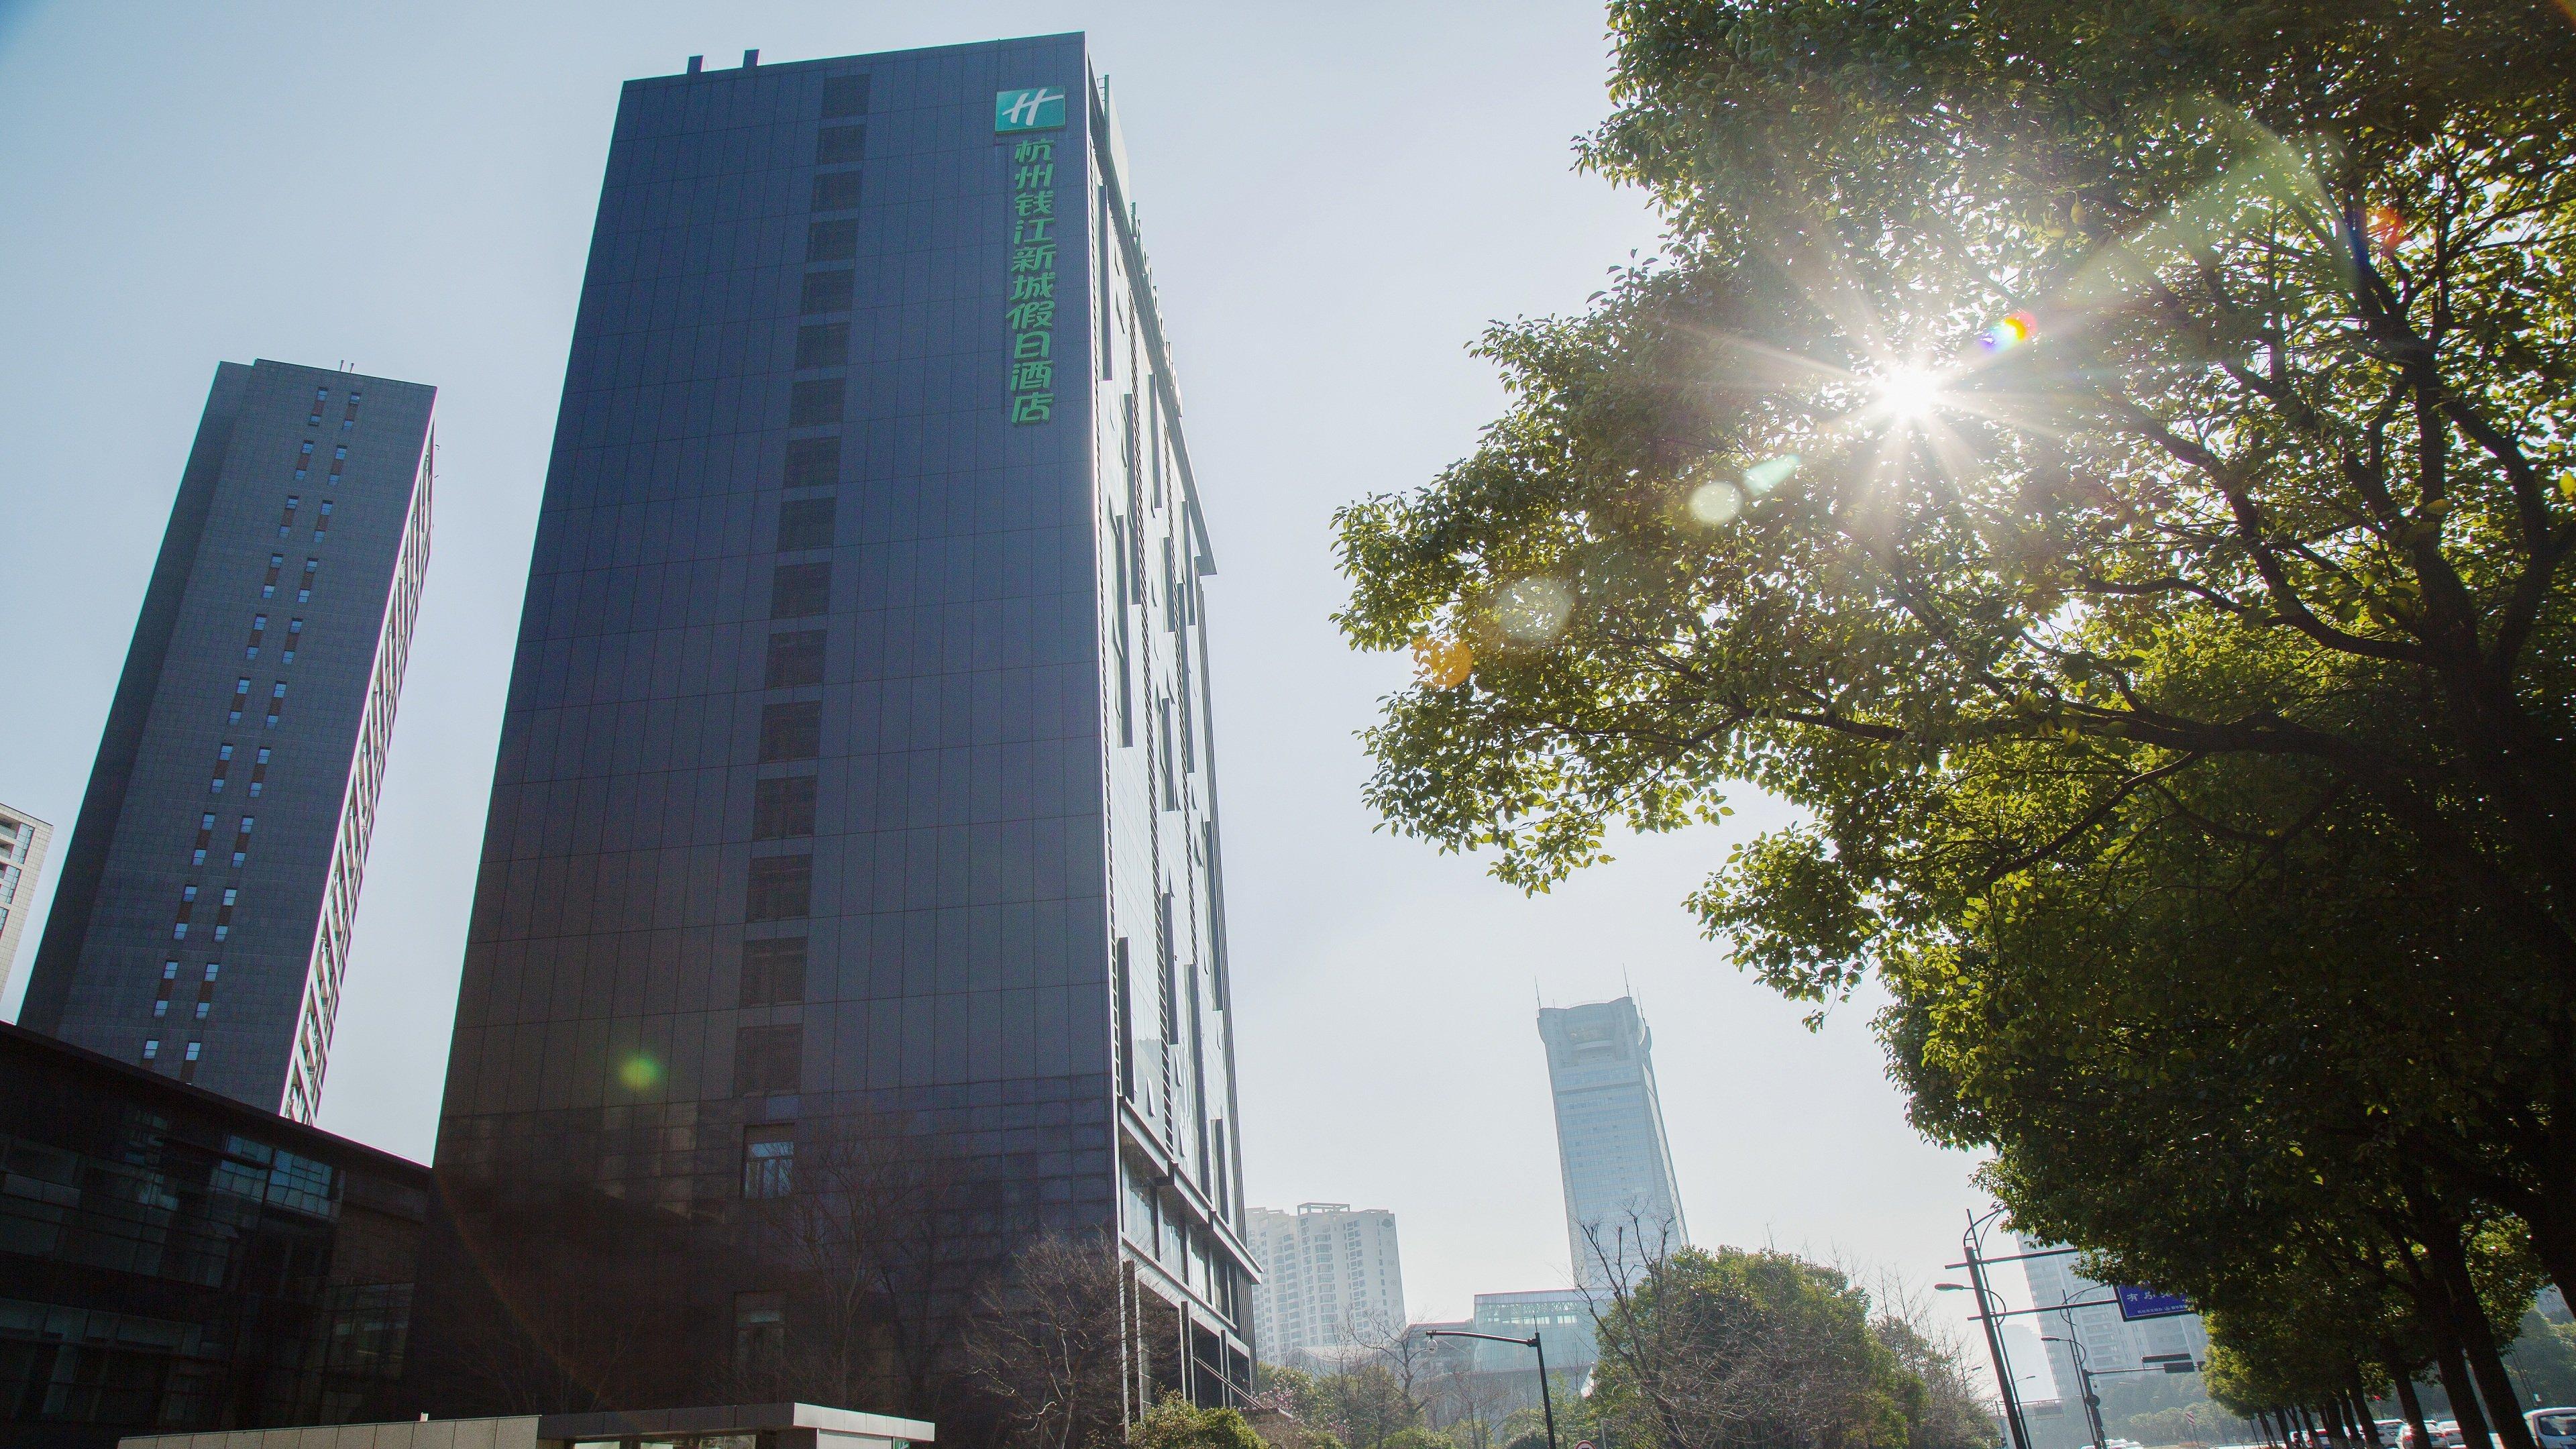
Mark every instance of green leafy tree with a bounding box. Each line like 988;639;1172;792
1132;1395;1269;1449
1588;1245;1916;1449
1332;0;2576;1293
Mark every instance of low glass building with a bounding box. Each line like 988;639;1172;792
0;1020;427;1448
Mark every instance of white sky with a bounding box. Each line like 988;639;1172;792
0;0;1996;1355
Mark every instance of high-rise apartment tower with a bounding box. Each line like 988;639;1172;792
20;361;433;1119
415;37;1252;1417
2015;1232;2208;1421
0;802;54;998
1538;996;1686;1285
1248;1203;1406;1365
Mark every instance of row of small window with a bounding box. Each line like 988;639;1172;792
265;553;320;602
151;959;221;1021
276;496;335;542
293;437;351;484
244;613;304;662
229;678;290;727
209;743;272;795
305;385;365;430
191;812;256;867
172;884;237;941
140;1037;205;1081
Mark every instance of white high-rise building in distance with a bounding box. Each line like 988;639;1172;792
0;803;52;998
2016;1232;2209;1411
1249;1203;1407;1366
1539;997;1687;1285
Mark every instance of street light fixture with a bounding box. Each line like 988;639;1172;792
1951;1209;2038;1449
1426;1330;1560;1449
2043;1334;2111;1449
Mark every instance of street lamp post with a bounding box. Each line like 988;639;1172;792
2043;1334;2110;1449
1949;1208;2037;1449
1426;1329;1560;1449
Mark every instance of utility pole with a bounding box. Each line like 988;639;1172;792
1964;1210;2036;1449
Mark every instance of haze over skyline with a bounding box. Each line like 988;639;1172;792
0;0;1991;1340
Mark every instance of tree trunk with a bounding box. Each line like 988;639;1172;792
2424;1230;2541;1449
2387;1355;2433;1449
2436;1336;2498;1449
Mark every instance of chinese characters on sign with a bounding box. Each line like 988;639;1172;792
1005;136;1058;425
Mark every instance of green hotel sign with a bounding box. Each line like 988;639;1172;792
994;87;1066;133
1000;86;1065;425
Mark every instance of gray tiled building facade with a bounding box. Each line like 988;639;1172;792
417;36;1252;1419
20;361;433;1121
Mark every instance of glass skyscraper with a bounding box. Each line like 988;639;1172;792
1537;996;1686;1286
20;360;435;1121
415;35;1252;1421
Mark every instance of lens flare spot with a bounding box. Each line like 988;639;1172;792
1494;576;1574;643
616;1053;663;1091
1742;455;1799;495
1411;633;1474;689
1978;311;2037;354
2365;205;2408;256
1689;480;1743;525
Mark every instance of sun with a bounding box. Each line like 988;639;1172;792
1874;366;1943;422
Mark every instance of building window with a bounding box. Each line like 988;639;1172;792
299;557;318;603
740;936;808;1007
811;170;862;212
1116;936;1135;1100
278;498;299;537
734;1024;804;1093
799;268;855;314
250;747;271;796
230;678;250;723
818;73;869;117
806;219;859;264
759;702;822;762
283;619;303;664
753;775;818;840
246;614;267;658
264;553;284;598
769;561;831;619
266;681;288;727
788;378;845;427
765;630;826;688
784;435;839;489
743;1125;796;1199
796;322;849;370
231;816;254;867
314;500;333;540
143;1039;160;1061
814;125;865;165
777;497;837;552
746;855;813;922
733;1291;787;1381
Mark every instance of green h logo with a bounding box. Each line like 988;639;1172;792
995;87;1066;133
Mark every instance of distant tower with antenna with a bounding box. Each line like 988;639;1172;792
1537;996;1687;1286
